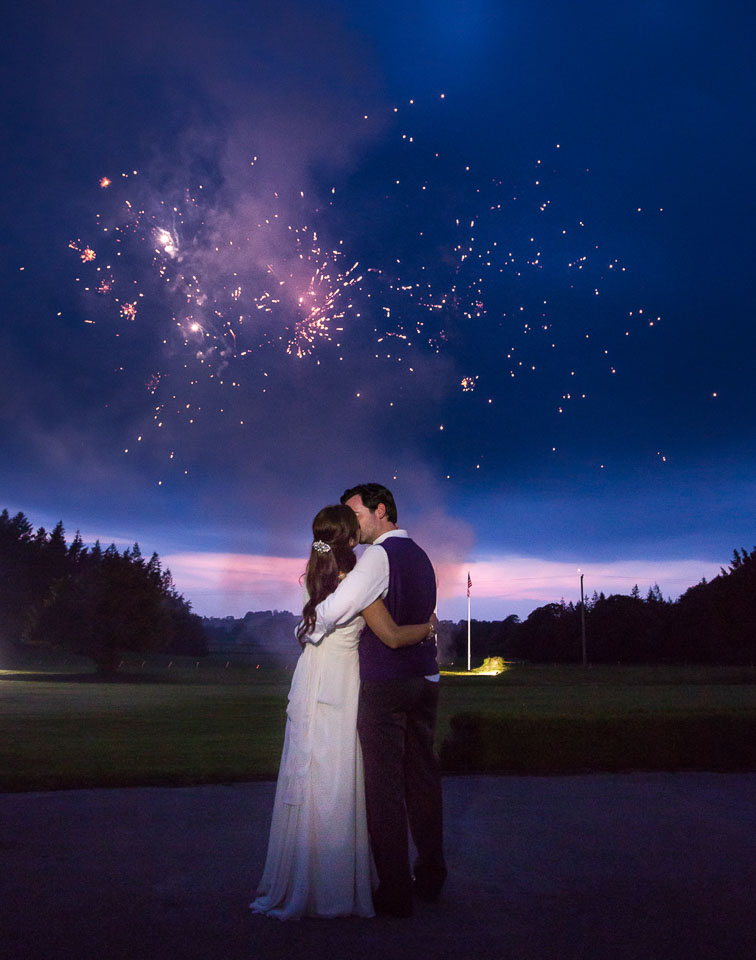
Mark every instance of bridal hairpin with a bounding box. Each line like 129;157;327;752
312;540;332;554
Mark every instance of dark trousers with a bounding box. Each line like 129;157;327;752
357;676;446;907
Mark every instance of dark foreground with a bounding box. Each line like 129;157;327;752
2;774;755;960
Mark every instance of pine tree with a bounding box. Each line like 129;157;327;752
68;531;87;564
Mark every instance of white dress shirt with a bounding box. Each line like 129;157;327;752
308;529;439;680
308;529;406;644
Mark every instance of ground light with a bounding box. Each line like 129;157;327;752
440;656;510;677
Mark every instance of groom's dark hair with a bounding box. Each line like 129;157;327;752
341;483;398;523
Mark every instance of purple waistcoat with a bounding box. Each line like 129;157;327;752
358;536;438;682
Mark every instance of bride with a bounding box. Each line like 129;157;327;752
250;504;437;919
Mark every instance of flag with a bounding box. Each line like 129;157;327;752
467;572;472;598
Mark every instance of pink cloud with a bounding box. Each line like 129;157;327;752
164;552;307;617
436;555;725;620
165;548;725;622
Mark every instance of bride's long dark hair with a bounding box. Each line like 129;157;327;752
296;504;360;645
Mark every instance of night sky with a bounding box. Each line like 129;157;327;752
2;1;755;621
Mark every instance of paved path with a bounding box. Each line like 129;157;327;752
2;774;755;960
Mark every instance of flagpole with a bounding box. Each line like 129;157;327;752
467;571;471;671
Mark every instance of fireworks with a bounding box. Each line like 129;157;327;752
68;97;657;484
154;227;178;258
286;259;362;358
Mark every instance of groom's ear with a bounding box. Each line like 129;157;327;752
375;503;386;519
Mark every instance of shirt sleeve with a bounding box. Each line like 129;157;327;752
305;545;390;643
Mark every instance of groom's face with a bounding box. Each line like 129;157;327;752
345;494;381;544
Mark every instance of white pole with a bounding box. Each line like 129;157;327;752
467;583;471;671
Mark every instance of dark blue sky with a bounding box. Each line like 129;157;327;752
2;1;754;619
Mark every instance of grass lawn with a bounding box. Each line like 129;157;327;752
2;653;755;790
439;662;756;773
438;661;756;721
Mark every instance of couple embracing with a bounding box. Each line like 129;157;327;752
251;483;447;919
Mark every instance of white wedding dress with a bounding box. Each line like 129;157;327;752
250;611;374;919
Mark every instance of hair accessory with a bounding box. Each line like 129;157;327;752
312;540;332;554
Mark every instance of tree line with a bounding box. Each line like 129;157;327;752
3;504;753;670
0;508;206;673
443;548;756;666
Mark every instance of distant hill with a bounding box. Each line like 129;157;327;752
202;610;300;667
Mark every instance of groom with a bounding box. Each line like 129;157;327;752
312;482;446;917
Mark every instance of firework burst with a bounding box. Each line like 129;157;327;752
67;97;658;483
